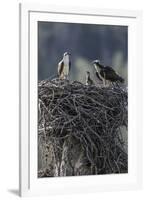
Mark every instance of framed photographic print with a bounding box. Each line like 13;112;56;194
19;3;143;197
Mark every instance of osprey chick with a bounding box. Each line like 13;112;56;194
58;52;71;79
92;60;124;86
86;71;94;86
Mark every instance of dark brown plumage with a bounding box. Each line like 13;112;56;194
95;71;103;81
58;60;64;78
92;60;124;86
86;71;94;85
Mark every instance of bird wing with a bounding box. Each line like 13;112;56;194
101;66;124;82
105;66;115;72
58;60;64;76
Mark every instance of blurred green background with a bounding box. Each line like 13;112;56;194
38;21;128;84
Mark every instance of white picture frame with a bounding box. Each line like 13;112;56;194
19;3;143;197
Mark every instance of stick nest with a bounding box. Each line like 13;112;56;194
38;79;128;177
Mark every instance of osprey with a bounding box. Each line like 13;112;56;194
58;52;71;79
86;71;94;86
92;60;124;86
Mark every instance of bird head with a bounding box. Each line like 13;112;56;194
63;52;71;57
92;60;101;71
86;71;90;76
63;52;70;63
92;59;100;65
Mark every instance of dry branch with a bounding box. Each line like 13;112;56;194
38;78;128;177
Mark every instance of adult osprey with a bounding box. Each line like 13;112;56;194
92;60;124;86
58;52;71;79
86;71;94;86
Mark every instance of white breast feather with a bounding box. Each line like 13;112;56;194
63;64;69;76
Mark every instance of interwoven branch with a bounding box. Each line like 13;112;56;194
38;78;128;177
